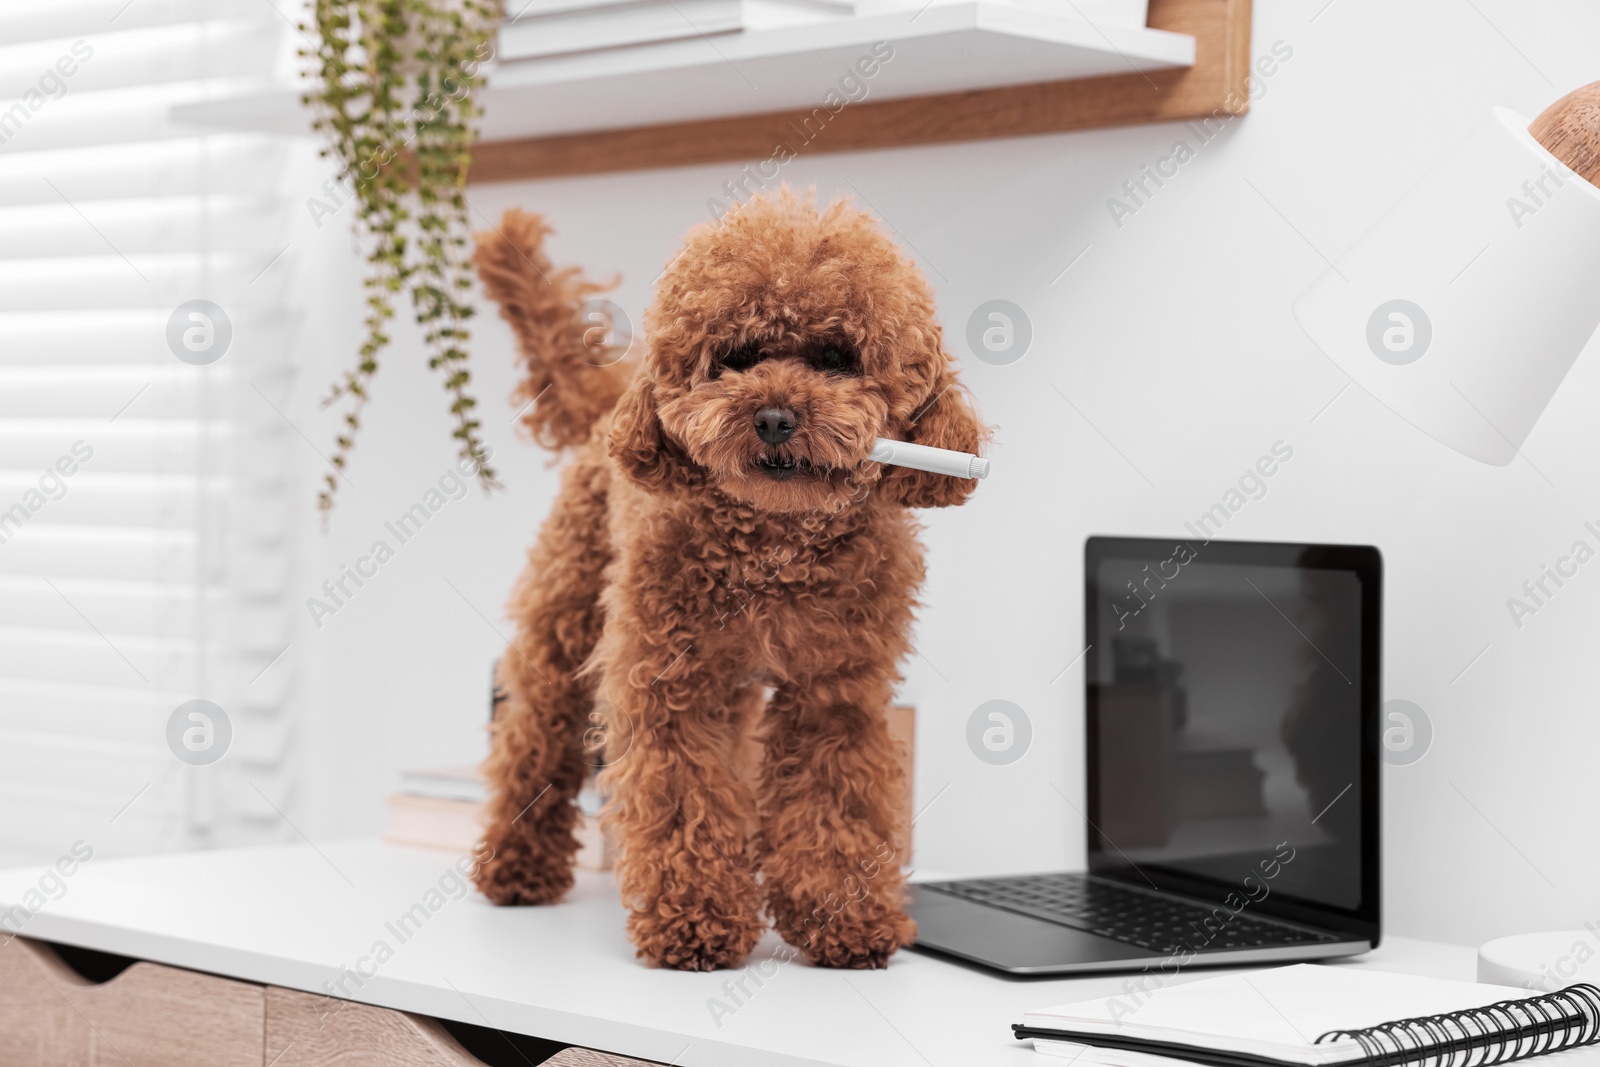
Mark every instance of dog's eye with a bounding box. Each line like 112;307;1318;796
717;343;764;374
811;345;858;375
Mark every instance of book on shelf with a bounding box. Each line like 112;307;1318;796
514;0;852;14
854;0;1149;27
397;765;486;804
499;0;857;61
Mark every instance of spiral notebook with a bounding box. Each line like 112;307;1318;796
1014;964;1600;1067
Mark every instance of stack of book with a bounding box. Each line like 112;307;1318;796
383;765;615;870
502;0;858;59
856;0;1150;26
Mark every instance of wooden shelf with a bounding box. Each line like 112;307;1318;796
171;0;1247;180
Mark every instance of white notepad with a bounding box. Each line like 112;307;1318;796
1019;964;1599;1066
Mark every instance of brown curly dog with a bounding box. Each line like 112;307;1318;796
470;189;985;971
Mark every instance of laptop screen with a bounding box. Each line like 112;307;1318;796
1084;538;1380;927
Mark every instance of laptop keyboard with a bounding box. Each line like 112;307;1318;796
922;873;1340;953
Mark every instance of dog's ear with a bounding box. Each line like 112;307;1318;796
881;374;987;509
608;376;702;491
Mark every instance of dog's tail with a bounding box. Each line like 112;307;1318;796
473;209;632;451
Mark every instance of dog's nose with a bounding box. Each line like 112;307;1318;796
754;406;797;444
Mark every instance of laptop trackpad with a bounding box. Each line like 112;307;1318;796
909;886;1163;974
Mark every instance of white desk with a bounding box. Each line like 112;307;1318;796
0;841;1496;1067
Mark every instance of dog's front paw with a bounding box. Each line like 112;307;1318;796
772;895;916;969
628;897;765;971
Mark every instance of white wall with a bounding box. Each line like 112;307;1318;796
282;0;1600;948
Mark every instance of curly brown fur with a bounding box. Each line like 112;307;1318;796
472;189;987;971
473;210;630;450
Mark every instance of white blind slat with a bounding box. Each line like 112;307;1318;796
0;625;198;689
0;79;273;154
0;472;218;526
0;422;229;471
0;256;292;312
0;574;209;632
0;367;231;418
0;523;199;582
0;197;283;260
0;310;296;364
0;0;265;51
0;139;286;208
0;20;278;99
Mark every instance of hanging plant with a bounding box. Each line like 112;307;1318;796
301;0;502;514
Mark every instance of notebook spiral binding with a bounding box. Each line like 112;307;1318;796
1315;983;1600;1067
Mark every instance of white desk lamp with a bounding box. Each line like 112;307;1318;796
1294;83;1600;463
1307;85;1600;987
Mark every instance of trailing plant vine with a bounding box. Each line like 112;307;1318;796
301;0;502;514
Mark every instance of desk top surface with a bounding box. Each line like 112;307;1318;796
0;841;1480;1067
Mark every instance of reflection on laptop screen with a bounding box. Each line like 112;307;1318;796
1087;544;1365;912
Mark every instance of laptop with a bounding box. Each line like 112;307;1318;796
909;536;1382;975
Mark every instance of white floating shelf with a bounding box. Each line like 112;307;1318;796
172;1;1193;141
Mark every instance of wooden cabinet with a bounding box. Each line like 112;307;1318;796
267;986;488;1067
0;938;655;1067
0;936;262;1067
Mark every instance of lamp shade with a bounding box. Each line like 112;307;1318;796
1293;108;1600;465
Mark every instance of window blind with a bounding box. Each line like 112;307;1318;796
0;0;296;866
